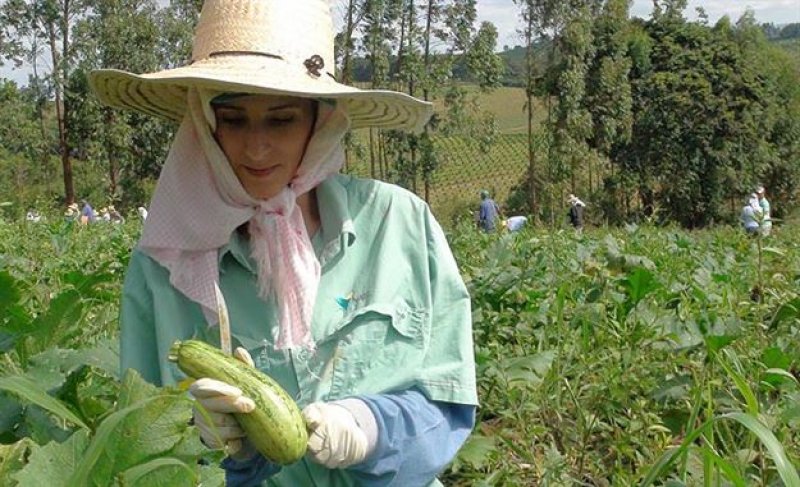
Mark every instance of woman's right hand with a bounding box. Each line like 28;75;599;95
188;347;257;460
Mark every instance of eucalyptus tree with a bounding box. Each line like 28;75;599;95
546;1;595;221
359;0;400;179
584;0;632;215
0;0;92;204
512;0;562;217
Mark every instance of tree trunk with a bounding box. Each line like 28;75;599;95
369;128;376;178
423;0;433;102
395;2;407;92
525;10;537;218
105;110;118;196
341;0;356;85
48;16;73;204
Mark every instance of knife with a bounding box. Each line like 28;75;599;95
214;281;232;356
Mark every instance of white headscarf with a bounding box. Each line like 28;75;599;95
138;87;350;349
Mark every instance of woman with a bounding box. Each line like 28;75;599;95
89;0;477;486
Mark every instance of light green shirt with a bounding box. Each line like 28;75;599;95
120;174;477;486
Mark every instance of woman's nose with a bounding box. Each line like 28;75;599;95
244;128;272;160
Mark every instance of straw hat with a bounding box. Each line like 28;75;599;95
89;0;432;131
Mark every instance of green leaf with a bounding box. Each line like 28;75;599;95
0;271;22;317
454;434;497;469
701;447;747;487
27;341;120;380
639;412;800;487
11;430;90;486
621;267;660;307
716;352;758;415
116;458;197;487
761;347;791;369
116;368;159;409
769;298;800;330
720;412;800;487
0;376;88;430
501;352;555;386
761;246;785;257
704;334;736;354
0;439;34;486
69;394;194;486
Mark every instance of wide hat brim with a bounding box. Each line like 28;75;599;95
90;55;433;132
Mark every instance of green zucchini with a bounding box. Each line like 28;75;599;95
168;339;307;464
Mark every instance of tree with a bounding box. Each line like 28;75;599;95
0;0;95;205
618;9;789;226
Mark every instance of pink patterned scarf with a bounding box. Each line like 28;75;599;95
138;87;349;349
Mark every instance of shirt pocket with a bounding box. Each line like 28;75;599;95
326;299;428;397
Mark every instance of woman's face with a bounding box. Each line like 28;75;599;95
212;94;316;200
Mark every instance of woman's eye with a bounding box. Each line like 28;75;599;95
219;117;246;127
268;116;295;126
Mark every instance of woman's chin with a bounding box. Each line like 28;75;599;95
245;184;282;201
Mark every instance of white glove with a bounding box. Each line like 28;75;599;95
303;400;377;469
189;347;257;460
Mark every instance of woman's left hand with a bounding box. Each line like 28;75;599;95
303;402;371;468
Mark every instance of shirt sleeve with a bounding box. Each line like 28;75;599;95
419;206;478;404
347;389;476;486
222;454;281;487
119;250;162;385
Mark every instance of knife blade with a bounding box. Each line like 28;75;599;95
214;281;232;356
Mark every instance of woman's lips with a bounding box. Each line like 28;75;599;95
244;166;277;177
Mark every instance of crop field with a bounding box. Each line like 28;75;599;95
341;86;542;225
346;133;531;224
0;218;798;485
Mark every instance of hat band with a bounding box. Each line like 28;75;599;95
193;51;336;81
207;50;283;61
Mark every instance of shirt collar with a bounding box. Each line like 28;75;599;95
218;175;357;273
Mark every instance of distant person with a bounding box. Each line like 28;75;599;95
26;210;42;223
137;206;148;221
567;194;586;233
99;207;112;222
80;200;97;224
478;190;501;232
64;203;79;221
755;185;771;236
504;215;528;233
741;194;760;235
108;205;125;224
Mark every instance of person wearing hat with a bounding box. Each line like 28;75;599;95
91;1;476;486
567;194;586;233
107;205;125;223
755;185;772;236
478;189;501;232
65;202;79;220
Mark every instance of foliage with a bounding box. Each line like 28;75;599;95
444;222;800;484
1;217;799;484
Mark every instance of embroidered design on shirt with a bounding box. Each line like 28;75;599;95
335;292;353;311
